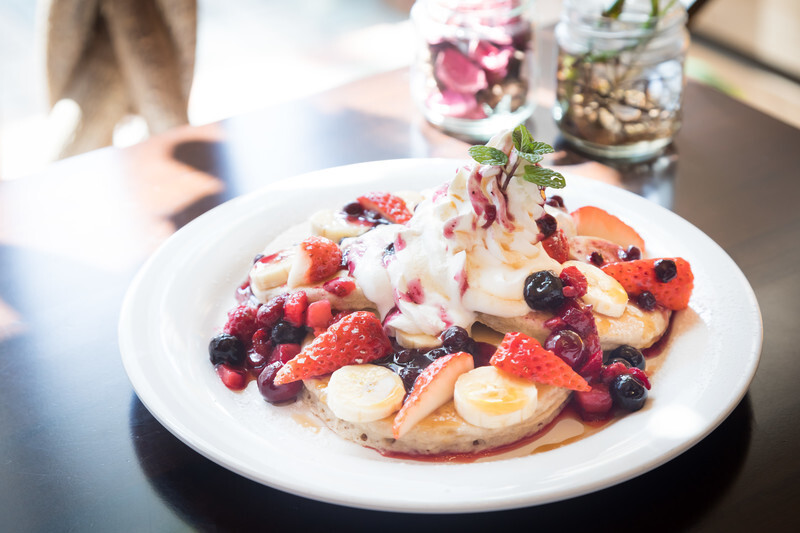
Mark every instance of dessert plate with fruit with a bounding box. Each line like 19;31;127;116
120;128;761;512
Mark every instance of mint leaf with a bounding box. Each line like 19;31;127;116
522;166;566;189
516;152;543;165
468;146;508;166
512;125;535;153
526;141;555;156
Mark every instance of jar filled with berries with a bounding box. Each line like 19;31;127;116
410;0;536;140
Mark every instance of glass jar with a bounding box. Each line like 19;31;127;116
410;0;536;140
554;0;689;159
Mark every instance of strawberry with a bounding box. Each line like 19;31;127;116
601;257;693;310
392;351;474;439
357;192;412;224
283;291;308;327
490;332;591;392
273;311;392;385
541;229;569;263
288;236;342;286
571;206;645;252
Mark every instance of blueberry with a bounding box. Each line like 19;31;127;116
424;347;450;362
393;349;419;364
271;320;306;344
209;333;245;366
654;259;677;282
608;344;646;370
623;246;641;261
439;326;476;354
590;252;605;266
610;374;648;411
523;271;565;312
637;291;657;311
545;195;565;208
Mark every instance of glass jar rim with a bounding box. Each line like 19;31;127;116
562;0;687;38
419;0;531;20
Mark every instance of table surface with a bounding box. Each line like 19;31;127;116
2;51;799;531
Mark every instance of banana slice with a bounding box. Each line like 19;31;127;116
325;365;405;423
454;366;539;429
309;209;371;242
395;330;441;350
562;260;628;318
249;251;293;295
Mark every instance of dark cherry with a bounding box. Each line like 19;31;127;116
209;333;245;366
257;362;302;403
440;326;476;355
637;291;657;311
271;320;306;344
544;329;585;369
536;214;558;238
523;270;565;312
654;259;677;282
607;344;646;370
609;374;648;411
256;296;285;329
472;342;496;367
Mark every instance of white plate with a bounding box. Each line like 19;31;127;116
119;159;762;513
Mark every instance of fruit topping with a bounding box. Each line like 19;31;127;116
356;192;413;224
490;332;591;392
323;277;357;297
544;329;585;369
283;291;309;327
270;320;307;345
573;383;613;420
636;291;657;311
223;304;259;345
393;351;474;438
216;363;247;391
305;299;333;332
269;343;302;365
559;265;588;299
326;365;406;423
273;311;392;385
621;245;641;261
287;236;343;287
256;295;285;329
541;229;569;263
454;365;540;429
536;213;558;238
561;260;628;318
606;344;646;370
653;258;677;282
523;270;565;312
601;257;694;310
258;361;302;403
439;326;476;355
209;333;246;366
609;374;648;412
571;205;646;252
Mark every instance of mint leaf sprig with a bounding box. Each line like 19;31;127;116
467;125;566;192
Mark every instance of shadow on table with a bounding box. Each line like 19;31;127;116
130;391;753;532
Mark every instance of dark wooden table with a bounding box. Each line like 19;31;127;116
2;62;799;530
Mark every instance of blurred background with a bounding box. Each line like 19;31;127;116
1;0;799;181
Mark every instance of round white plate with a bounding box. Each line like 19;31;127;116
119;159;762;513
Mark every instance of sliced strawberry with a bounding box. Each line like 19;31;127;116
601;257;693;310
288;236;342;286
541;229;569;263
357;192;412;224
392;352;474;439
490;332;591;392
571;206;645;252
283;291;308;327
273;311;392;385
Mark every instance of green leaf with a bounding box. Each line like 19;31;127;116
512;125;534;153
522;166;566;189
516;152;543;165
527;142;555;156
468;146;508;166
